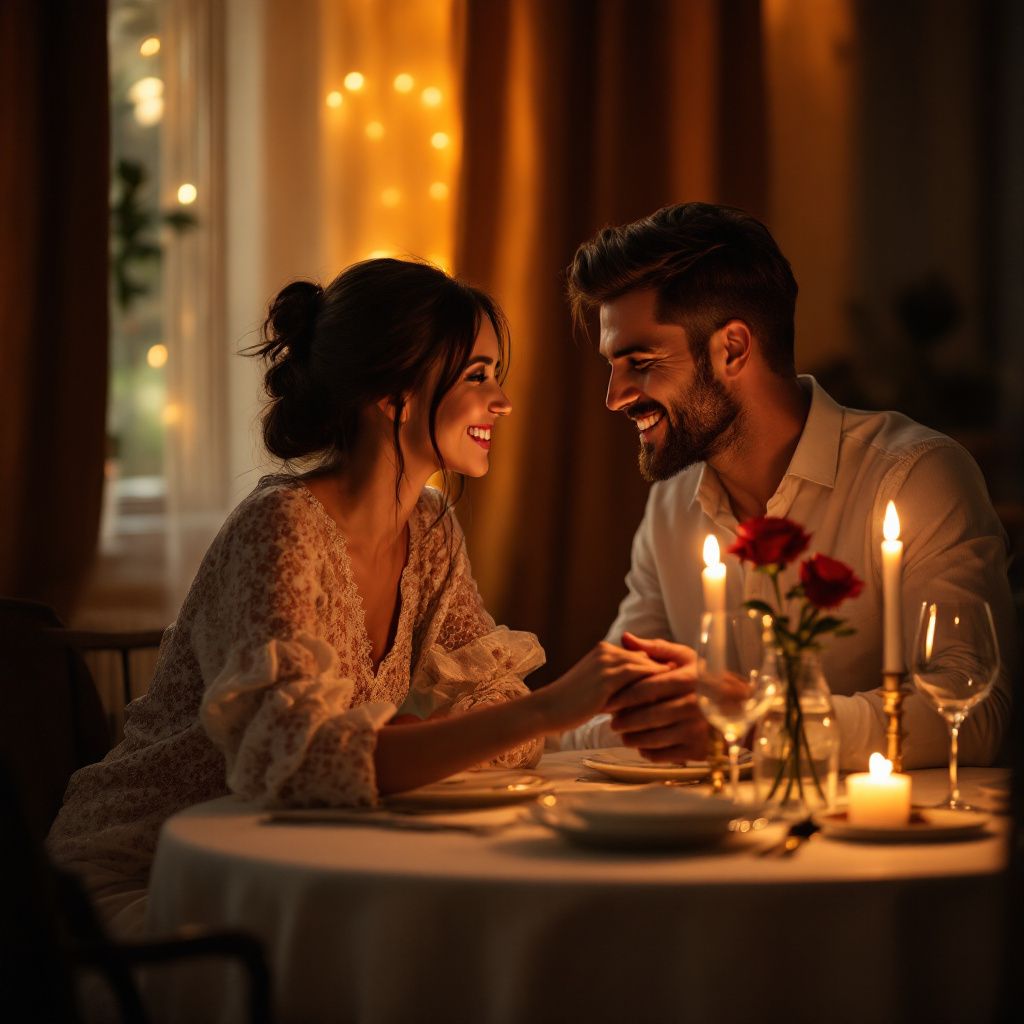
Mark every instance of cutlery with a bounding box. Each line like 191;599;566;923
757;817;820;857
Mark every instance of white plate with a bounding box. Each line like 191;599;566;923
529;789;741;850
582;746;752;784
384;771;552;810
812;807;990;843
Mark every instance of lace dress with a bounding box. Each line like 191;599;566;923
47;476;544;934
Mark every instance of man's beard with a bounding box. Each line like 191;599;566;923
637;356;741;482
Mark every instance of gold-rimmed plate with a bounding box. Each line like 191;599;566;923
812;807;989;843
581;747;751;783
384;771;552;811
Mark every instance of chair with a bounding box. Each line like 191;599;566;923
0;758;272;1024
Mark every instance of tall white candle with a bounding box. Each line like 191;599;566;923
881;501;903;674
702;535;727;672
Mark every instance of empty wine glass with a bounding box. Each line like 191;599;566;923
911;599;1000;810
696;609;781;801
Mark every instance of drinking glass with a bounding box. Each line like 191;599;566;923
911;600;1000;810
696;609;781;801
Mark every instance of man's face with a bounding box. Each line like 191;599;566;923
599;288;740;481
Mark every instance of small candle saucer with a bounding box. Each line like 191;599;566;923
812;807;989;843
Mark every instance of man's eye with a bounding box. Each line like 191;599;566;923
631;360;652;372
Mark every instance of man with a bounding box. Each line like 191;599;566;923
563;202;1015;769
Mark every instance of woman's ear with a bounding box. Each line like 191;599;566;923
376;396;410;424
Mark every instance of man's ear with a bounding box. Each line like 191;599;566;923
717;320;752;379
376;396;410;424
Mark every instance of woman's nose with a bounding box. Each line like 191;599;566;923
489;386;512;416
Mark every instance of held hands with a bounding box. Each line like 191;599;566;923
539;641;669;734
603;632;710;763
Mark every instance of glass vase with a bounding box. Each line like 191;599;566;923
753;649;838;818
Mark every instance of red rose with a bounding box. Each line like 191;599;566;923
727;517;811;569
799;554;864;609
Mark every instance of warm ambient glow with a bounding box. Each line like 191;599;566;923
365;121;385;140
146;344;168;369
367;249;393;259
846;752;912;826
133;97;164;126
381;188;402;208
176;183;198;205
326;91;344;108
139;36;161;57
430;131;449;149
703;534;721;569
344;71;365;91
161;403;183;426
883;501;900;542
128;76;163;103
393;73;414;93
421;86;443;107
428;181;449;201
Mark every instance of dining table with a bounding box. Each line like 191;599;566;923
144;749;1010;1024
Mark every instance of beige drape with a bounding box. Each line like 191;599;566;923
454;0;766;681
0;0;109;618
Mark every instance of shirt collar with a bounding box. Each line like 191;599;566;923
785;375;843;490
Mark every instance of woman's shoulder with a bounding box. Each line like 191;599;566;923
214;474;329;553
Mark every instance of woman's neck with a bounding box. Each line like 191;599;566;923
304;435;430;556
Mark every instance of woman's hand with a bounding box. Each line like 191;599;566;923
535;641;668;734
604;632;710;762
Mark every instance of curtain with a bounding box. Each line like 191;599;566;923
0;0;109;619
454;0;766;681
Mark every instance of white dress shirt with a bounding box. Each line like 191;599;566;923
564;377;1015;770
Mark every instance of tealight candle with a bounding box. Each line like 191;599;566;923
702;535;727;672
846;752;912;826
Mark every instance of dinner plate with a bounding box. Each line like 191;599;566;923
529;787;741;850
384;770;552;811
812;807;990;843
581;746;752;784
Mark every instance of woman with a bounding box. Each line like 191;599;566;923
47;259;664;936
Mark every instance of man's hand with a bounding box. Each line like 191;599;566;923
603;632;710;762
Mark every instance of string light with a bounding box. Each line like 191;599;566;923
139;37;161;57
177;183;198;204
393;73;414;93
133;97;164;126
365;121;385;140
128;77;163;103
326;91;344;108
430;132;449;149
421;86;442;107
344;71;365;91
146;344;169;369
428;181;449;201
381;188;402;207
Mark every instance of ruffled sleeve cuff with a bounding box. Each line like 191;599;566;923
199;632;395;808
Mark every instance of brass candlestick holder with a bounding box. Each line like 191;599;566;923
882;670;906;772
708;729;727;794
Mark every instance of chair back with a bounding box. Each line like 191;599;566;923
0;599;111;843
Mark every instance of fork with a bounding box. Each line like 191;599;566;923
757;817;820;857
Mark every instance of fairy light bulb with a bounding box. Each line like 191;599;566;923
139;37;161;57
393;73;414;93
343;71;365;92
430;132;449;149
326;91;343;108
428;181;449;201
365;121;385;140
146;344;168;368
177;183;198;204
421;86;442;107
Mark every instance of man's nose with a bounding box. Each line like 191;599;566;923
606;368;641;412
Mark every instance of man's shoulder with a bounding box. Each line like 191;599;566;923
838;405;960;470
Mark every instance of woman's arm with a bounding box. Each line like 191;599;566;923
374;642;665;794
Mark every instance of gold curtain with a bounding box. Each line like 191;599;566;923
0;0;109;617
454;0;766;681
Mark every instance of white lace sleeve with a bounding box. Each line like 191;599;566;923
408;530;546;768
194;489;395;807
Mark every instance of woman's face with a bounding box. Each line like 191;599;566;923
409;319;511;478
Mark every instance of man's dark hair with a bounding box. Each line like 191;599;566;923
566;202;798;376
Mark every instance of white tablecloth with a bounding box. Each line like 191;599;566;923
145;752;1010;1024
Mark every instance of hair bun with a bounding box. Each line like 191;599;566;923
266;280;324;361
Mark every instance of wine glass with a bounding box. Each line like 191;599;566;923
911;599;1000;810
696;609;781;801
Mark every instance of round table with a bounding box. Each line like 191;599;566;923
145;752;1009;1024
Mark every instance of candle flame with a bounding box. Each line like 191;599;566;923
703;534;720;569
924;602;937;661
868;752;893;778
883;501;901;542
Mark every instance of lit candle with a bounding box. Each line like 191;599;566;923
846;752;912;826
881;501;903;674
702;535;727;672
702;535;726;615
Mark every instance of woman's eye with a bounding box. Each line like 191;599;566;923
465;371;487;383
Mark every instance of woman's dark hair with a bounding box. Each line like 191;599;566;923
248;258;509;513
567;202;798;376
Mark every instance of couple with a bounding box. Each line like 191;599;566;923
48;203;1014;933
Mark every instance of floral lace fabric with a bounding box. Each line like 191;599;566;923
47;476;544;883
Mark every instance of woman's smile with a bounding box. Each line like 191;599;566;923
467;424;493;450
